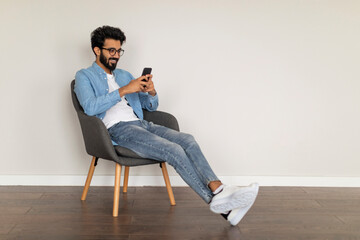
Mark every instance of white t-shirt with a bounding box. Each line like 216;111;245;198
102;74;139;129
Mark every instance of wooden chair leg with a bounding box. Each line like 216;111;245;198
81;156;97;201
123;166;130;193
161;162;176;206
113;163;122;217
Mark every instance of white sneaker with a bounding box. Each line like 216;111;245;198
227;195;258;225
210;183;259;214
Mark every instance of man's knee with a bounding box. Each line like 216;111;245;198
167;141;186;156
181;133;197;146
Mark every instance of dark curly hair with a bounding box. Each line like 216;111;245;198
91;26;126;55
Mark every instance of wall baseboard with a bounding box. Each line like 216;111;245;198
1;175;360;187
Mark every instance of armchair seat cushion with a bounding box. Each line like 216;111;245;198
114;145;164;166
114;145;143;158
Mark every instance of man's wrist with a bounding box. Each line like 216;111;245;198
149;90;157;96
118;86;129;98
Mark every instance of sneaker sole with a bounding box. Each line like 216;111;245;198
228;193;258;225
210;184;259;214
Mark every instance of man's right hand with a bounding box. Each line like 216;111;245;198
118;75;150;97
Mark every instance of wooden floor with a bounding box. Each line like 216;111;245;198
0;186;360;240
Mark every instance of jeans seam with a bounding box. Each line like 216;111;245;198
184;145;220;186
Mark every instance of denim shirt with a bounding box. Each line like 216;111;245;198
74;62;159;121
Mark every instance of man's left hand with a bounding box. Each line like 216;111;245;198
143;74;156;96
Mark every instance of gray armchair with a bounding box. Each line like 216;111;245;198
71;80;177;217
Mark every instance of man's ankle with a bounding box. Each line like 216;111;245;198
212;184;224;195
209;181;223;193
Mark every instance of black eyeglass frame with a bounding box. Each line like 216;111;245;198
101;47;125;56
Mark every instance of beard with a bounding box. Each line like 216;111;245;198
99;51;119;72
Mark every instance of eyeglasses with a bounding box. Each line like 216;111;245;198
101;47;125;56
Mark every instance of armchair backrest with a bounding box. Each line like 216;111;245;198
71;80;119;161
70;80;83;112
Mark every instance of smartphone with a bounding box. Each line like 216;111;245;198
141;67;152;82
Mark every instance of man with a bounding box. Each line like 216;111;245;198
75;25;259;225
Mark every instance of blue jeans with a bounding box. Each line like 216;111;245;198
108;120;219;203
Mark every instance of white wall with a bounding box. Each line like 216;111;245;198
0;0;359;185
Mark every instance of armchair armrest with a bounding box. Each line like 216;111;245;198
143;110;180;131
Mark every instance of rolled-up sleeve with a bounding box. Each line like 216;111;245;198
139;92;159;111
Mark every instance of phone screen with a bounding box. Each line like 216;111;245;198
142;67;152;77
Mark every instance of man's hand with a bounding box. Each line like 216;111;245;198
118;74;156;97
143;74;157;96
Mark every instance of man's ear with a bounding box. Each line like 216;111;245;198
94;47;101;56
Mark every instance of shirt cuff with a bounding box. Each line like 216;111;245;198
148;93;159;109
149;93;158;104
